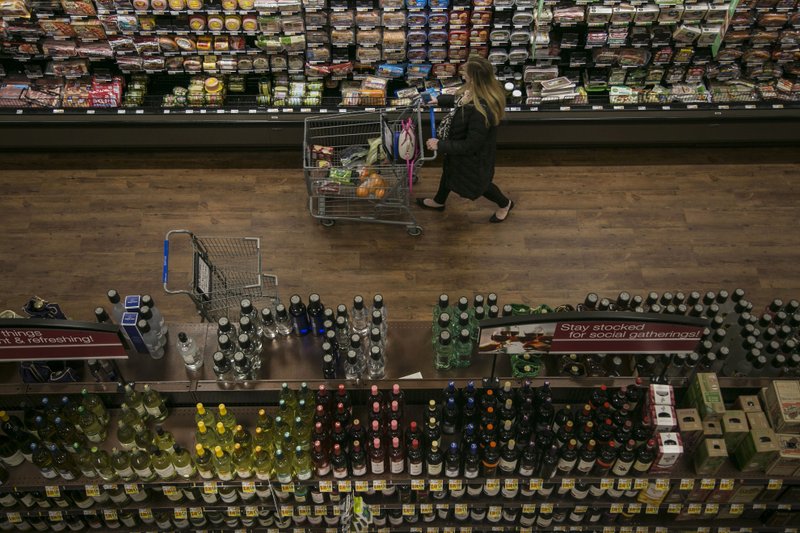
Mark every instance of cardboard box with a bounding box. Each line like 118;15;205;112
746;411;771;430
722;410;750;450
651;432;683;473
677;408;704;454
736;395;763;413
651;404;678;432
766;433;800;477
705;485;736;504
760;381;800;433
728;484;764;504
693;437;728;476
685;372;726;422
733;429;780;472
703;419;724;438
649;383;675;406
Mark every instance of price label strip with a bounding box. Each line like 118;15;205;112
174;508;188;520
429;479;443;491
372;480;387;491
448;479;463;491
355;480;369;492
203;481;218;494
420;504;433;514
45;486;61;498
403;504;416;516
338;480;351;493
561;478;575;490
319;480;333;492
190;508;204;519
241;481;256;493
124;483;140;495
412;479;425;491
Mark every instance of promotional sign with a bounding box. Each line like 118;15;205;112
478;312;707;355
0;319;129;362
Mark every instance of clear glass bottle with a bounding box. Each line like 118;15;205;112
70;442;97;479
141;294;168;337
212;351;236;388
233;351;254;383
434;330;453;370
344;350;361;381
215;422;234;453
371;309;387;339
239;317;263;358
275;304;293;336
253;446;273;480
137;318;165;359
351;296;370;336
92;447;119;482
151;447;176;481
77;406;106;444
239;298;264;338
372;294;387;328
260;307;279;340
106;289;126;323
130;447;157;482
81;388;109;427
154;426;176;453
237;334;261;372
274;449;293;484
367;346;385;380
217;316;237;340
217;334;236;360
293;446;313;481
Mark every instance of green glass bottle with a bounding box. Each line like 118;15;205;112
151;447;176;481
298;382;315;414
294;416;311;452
293;445;312;481
54;416;85;449
453;328;474;368
119;405;145;433
134;426;155;451
109;447;135;482
70;442;98;479
172;445;196;480
253;446;272;481
194;403;217;429
154;426;176;454
280;431;295;455
232;443;253;479
31;442;58;479
142;385;168;422
233;425;252;451
77;407;106;444
274;416;290;439
59;397;82;429
217;404;237;432
130;447;157;482
92;447;119;482
297;399;313;429
215;422;234;453
434;330;454;370
194;444;214;480
116;421;136;451
212;446;233;481
277;399;294;422
253;427;272;454
280;382;298;411
122;382;147;418
256;409;275;442
81;388;109;427
273;449;292;484
195;421;216;451
48;442;81;481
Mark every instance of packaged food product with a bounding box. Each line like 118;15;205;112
382;11;405;27
383;29;405;47
406;0;426;6
168;0;186;9
471;10;491;25
672;24;701;43
281;34;305;52
379;0;403;7
658;6;684;23
188;14;205;30
407;12;427;26
408;30;427;44
207;14;224;30
490;29;509;42
238;0;254;8
510;29;531;44
449;29;468;45
331;28;354;46
611;4;635;24
488;47;508;63
432;62;457;78
305;12;327;27
682;3;707;23
329;10;354;27
271;54;287;69
508;46;528;63
470;28;489;43
356;46;381;62
449;10;469;25
356;10;379;26
258;16;280;33
196;35;212;50
242;15;257;31
221;0;236;9
282;14;304;33
407;47;428;60
428;46;447;60
428;12;448;26
224;15;241;30
634;5;658;23
252;55;269;69
429;29;448;44
214;35;229;50
306;45;330;62
357;28;381;45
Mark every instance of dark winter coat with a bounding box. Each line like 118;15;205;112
437;94;498;200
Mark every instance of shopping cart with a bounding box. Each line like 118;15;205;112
303;101;437;236
162;229;279;323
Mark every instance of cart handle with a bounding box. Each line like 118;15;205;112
417;102;438;162
163;229;193;295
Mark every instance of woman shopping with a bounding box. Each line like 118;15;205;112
417;56;514;223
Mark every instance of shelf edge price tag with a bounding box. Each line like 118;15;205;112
705;503;719;514
49;511;63;522
455;504;468;515
281;505;293;518
372;480;387;491
85;484;100;497
241;481;256;493
228;506;241;517
190;508;204;519
610;503;624;514
488;507;501;520
174;508;187;520
45;485;61;498
412;479;425;491
103;510;117;521
355;480;369;492
315;506;327;517
522;504;536;514
203;481;218;494
420;503;433;514
245;506;258;518
319;480;333;492
628;503;642;514
728;504;743;515
655;528;667;533
430;479;443;491
719;479;734;491
540;503;554;514
504;479;518;491
162;485;178;496
634;479;648;490
486;478;499;491
687;503;702;515
139;509;153;520
603;527;616;533
281;483;295;493
6;513;21;524
655;478;669;491
668;504;682;514
680;479;695;491
298;506;310;517
529;478;543;490
636;528;648;533
617;478;632;490
124;483;140;495
561;478;575;490
338;480;351;493
403;504;415;517
700;478;715;490
600;478;614;489
646;504;659;515
448;479;462;491
768;479;783;491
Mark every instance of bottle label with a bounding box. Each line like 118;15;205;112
518;465;533;477
296;469;312;481
632;460;651;473
155;464;176;478
352;464;367;476
446;465;459;477
577;459;595;473
237;468;253;479
409;461;423;476
2;450;25;467
256;471;271;481
427;463;442;476
371;460;385;475
277;473;292;484
464;467;478;479
218;470;233;481
176;464;195;477
391;459;404;474
133;404;147;417
145;405;165;418
612;460;633;476
133;466;153;478
316;464;331;477
557;458;577;472
499;458;517;472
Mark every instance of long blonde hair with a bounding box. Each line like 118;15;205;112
457;56;506;127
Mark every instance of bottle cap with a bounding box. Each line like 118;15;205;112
178;332;188;342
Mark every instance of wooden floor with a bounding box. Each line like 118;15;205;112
1;146;800;324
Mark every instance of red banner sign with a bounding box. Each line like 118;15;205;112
0;323;128;362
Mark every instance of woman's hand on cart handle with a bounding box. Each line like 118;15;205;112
426;138;439;151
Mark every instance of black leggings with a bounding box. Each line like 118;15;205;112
433;178;509;208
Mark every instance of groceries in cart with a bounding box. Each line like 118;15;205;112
309;140;391;199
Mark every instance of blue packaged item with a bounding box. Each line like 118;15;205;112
376;63;405;78
407;63;432;77
429;0;449;7
406;0;427;7
407;12;427;26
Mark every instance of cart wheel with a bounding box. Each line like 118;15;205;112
321;219;335;228
407;225;423;236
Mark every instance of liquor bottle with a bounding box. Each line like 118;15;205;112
176;332;203;370
426;440;443;476
239;318;263;360
631;439;656;474
212;352;236;387
92;447;119;482
576;439;597;474
459;442;478;479
253;446;273;481
305;294;325;336
349;295;369;337
288;295;311;336
479;440;498;477
152;447;177;481
234;348;255;382
331;443;348;479
107;447;134;481
217;316;238;340
172;445;195;479
230;443;253;479
368;419;383;445
556;420;576;448
335;384;352;412
142;385;168;422
106;289;126;323
137;318;165;359
498;439;518;474
216;422;234;453
217;404;237;431
213;446;234;481
306;440;328;477
350;440;367;477
462;397;478;428
424;417;441;449
77;407;106;444
344;350;360;381
274;304;293;336
441;398;459;435
334;316;350;352
131;447;157;482
367;346;385;380
188;444;212;480
434;330;453;370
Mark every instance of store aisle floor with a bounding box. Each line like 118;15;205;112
1;146;799;322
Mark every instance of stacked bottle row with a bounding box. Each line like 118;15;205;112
431;294;489;370
102;290;169;359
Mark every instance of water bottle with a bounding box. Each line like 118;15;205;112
139;306;167;348
367;346;385;380
351;296;370;337
213;352;236;387
240;299;264;338
141;295;168;337
106;290;126;324
176;332;203;371
344;350;361;381
137;319;164;359
260;308;279;340
233;352;254;383
274;304;293;336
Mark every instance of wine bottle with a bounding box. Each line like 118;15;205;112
213;446;234;481
312;440;330;477
498;439;518;474
92;447;119;482
331;444;348;479
426;440;443;477
444;442;460;477
369;438;385;475
152;447;177;481
631;439;656;474
293;446;312;481
407;439;423;476
576;439;597;474
142;385;168;422
215;422;234;453
349;440;367;477
172;445;195;479
253;446;273;481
